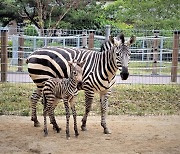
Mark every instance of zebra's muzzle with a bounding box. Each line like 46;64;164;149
120;66;129;80
77;81;83;90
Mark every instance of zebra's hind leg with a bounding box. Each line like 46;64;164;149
81;91;94;131
31;89;41;127
70;98;79;137
43;108;48;136
48;106;61;133
100;93;111;134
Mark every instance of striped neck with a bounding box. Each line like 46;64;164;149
101;47;118;81
68;76;78;91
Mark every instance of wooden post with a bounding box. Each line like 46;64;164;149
152;30;159;75
1;30;8;82
171;31;180;82
88;31;94;49
17;35;24;72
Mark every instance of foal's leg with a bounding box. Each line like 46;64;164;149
70;98;79;137
31;89;41;127
64;99;70;139
48;98;61;133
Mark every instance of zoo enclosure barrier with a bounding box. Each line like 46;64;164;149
0;26;180;84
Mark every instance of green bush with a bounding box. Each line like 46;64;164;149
24;25;38;36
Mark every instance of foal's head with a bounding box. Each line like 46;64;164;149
68;60;85;85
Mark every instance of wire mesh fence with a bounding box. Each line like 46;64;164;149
0;27;179;84
0;27;180;116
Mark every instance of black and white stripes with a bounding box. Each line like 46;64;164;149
27;34;136;133
43;61;84;139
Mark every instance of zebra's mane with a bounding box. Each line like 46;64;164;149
99;40;113;52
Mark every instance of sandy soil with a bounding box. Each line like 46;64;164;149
0;115;180;154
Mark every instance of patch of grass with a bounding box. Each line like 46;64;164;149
108;84;180;115
0;83;35;115
0;83;179;116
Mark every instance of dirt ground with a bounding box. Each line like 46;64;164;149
0;115;180;154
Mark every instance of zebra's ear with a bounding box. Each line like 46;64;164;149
117;33;125;44
127;35;136;46
78;61;85;68
109;36;120;46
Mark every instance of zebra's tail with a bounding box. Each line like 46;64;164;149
26;58;29;64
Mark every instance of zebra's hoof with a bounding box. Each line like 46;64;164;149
104;129;111;134
53;126;61;133
44;132;48;137
56;128;61;133
81;126;87;131
75;132;79;137
44;129;48;137
34;122;40;127
66;135;70;140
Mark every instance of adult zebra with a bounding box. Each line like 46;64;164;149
27;34;135;134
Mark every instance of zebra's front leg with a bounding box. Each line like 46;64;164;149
30;89;41;127
64;100;71;139
70;98;79;137
81;91;94;131
100;93;111;134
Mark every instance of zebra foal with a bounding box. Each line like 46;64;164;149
43;60;85;139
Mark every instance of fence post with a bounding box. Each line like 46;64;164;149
142;39;145;61
44;36;47;47
11;35;19;65
77;35;80;48
171;31;180;82
88;30;94;49
17;35;24;72
63;38;66;47
82;30;87;48
152;30;159;75
33;36;36;51
1;29;8;82
105;25;111;41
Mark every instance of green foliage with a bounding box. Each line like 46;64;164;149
0;0;21;26
105;0;180;30
0;0;179;35
8;40;12;47
24;25;38;36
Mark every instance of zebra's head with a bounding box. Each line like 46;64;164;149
110;34;136;80
68;60;85;87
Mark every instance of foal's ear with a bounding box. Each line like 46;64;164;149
109;36;115;45
78;61;85;68
68;61;73;67
127;35;136;46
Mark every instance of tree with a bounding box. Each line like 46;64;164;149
0;0;22;26
17;0;95;35
104;0;180;30
0;0;104;35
